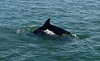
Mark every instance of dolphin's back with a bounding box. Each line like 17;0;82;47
33;18;71;35
48;24;71;35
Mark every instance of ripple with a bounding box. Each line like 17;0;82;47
0;0;100;61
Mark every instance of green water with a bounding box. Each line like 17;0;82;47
0;0;100;61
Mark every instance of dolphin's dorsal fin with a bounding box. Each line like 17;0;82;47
43;18;51;26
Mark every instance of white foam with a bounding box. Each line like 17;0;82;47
72;34;78;38
44;29;55;35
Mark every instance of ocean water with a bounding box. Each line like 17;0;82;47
0;0;100;61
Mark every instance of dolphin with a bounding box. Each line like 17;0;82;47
32;18;78;38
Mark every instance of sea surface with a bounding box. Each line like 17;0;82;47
0;0;100;61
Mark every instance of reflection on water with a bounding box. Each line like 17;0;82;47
0;0;100;61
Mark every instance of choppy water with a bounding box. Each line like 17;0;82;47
0;0;100;61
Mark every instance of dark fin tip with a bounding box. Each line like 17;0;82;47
46;18;50;23
43;18;51;26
